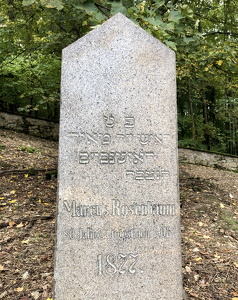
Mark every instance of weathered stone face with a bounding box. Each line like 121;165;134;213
54;13;183;300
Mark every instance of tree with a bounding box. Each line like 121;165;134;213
0;0;237;153
176;0;238;154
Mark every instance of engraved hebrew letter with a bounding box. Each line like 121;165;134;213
126;170;135;178
153;134;163;144
108;152;116;164
101;133;111;145
116;133;125;141
100;152;109;164
161;169;170;178
79;152;90;164
85;133;98;145
116;152;127;164
104;115;115;128
144;170;155;180
129;152;144;164
138;134;150;145
124;117;135;128
135;170;144;180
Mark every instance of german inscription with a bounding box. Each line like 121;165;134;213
54;13;183;300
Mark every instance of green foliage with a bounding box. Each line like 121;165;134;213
22;0;63;10
27;147;36;153
20;146;36;153
221;209;238;232
0;0;237;154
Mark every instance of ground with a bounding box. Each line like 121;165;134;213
0;129;237;300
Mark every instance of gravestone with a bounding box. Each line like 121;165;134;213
54;13;183;300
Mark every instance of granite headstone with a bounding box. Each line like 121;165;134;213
54;13;183;300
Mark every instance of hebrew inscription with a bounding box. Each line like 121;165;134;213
67;114;171;182
78;151;156;165
67;132;170;147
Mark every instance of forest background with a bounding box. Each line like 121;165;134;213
0;0;237;155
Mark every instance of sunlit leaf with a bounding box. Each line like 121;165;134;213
22;0;36;6
21;239;30;244
9;199;17;203
194;257;202;261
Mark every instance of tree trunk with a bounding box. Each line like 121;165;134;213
188;79;196;140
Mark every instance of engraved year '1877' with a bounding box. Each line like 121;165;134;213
97;253;139;276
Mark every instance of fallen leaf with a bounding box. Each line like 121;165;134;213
16;222;24;228
10;190;16;194
189;292;199;297
0;291;8;298
15;287;24;292
9;220;16;227
9;199;17;203
22;271;29;279
31;291;40;299
194;257;202;261
193;247;200;252
41;272;52;277
0;265;5;271
194;274;199;281
185;266;192;273
220;203;225;208
21;239;30;244
200;251;209;255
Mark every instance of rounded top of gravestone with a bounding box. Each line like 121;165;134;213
63;13;174;57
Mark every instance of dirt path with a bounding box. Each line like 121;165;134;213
0;129;237;300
